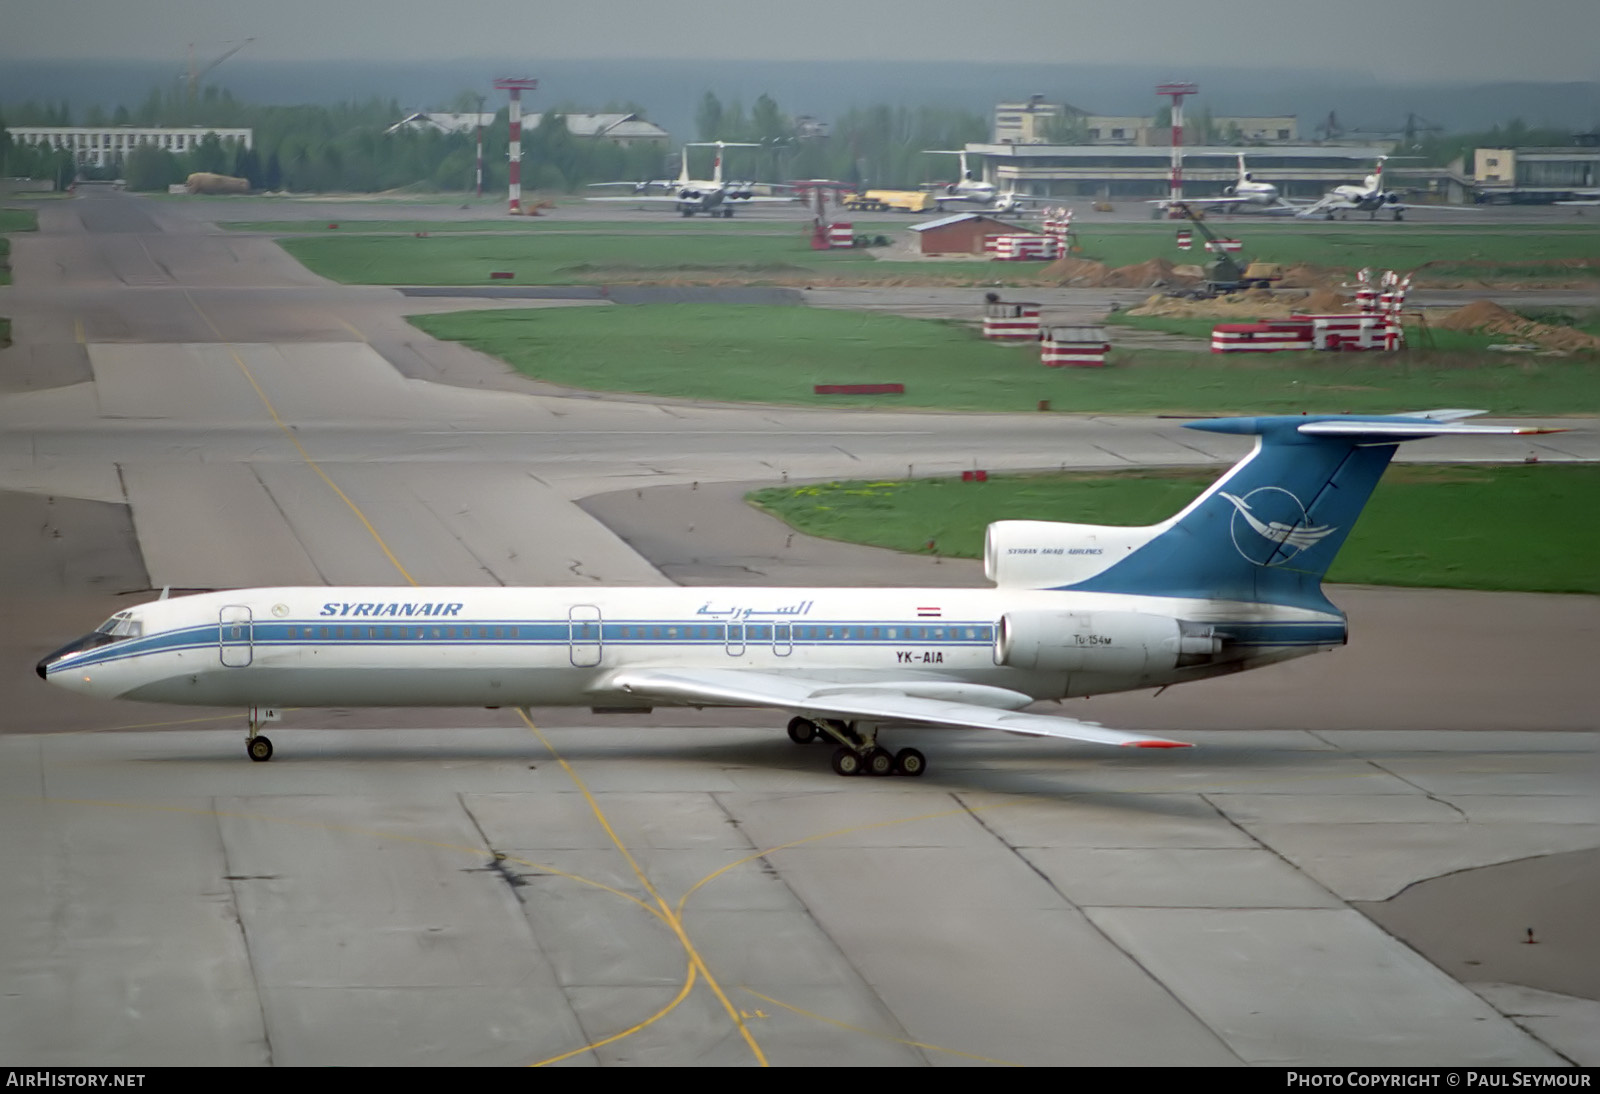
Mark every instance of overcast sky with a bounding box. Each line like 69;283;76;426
8;0;1599;83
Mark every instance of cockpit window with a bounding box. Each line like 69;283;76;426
93;612;143;640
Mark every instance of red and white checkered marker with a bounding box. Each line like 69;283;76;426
1176;230;1192;251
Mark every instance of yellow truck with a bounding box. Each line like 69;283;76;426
841;189;939;213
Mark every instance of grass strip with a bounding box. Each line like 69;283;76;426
410;304;1600;415
279;219;1600;288
748;464;1600;595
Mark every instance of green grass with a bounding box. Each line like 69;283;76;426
749;464;1600;594
0;209;36;287
0;210;39;233
284;231;1000;285
273;218;1600;288
1072;221;1600;277
219;217;848;234
410;303;1600;415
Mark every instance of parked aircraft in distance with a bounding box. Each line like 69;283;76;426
986;189;1057;214
1152;154;1304;216
1296;156;1451;221
588;141;794;217
38;412;1558;777
922;149;999;206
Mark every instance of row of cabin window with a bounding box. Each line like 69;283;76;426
611;624;991;642
279;625;518;640
271;624;993;642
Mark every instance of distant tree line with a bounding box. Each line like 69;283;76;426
2;84;987;195
0;85;664;194
1407;119;1582;167
693;91;988;189
7;81;1577;196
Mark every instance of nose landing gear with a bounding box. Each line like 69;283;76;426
245;707;275;762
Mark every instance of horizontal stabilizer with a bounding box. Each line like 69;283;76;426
1297;419;1566;439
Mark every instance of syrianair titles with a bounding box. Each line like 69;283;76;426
38;412;1559;779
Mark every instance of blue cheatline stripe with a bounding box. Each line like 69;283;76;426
51;614;1348;675
49;618;1002;674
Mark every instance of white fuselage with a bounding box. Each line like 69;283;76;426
45;585;1343;712
1230;180;1281;205
1333;177;1388;209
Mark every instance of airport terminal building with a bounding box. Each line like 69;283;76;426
966;143;1396;202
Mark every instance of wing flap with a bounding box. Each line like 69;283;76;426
606;668;1191;750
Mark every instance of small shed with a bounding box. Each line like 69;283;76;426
1041;325;1111;367
909;212;1042;255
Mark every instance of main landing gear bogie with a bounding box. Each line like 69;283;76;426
789;717;926;778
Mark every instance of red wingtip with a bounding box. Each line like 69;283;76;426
1128;740;1194;749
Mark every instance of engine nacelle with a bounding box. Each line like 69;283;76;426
994;610;1221;675
1222;184;1237;196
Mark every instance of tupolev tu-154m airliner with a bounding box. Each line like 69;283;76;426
38;412;1559;776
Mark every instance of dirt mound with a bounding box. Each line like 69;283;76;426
1276;264;1336;289
1301;288;1352;313
1128;288;1354;321
1434;300;1521;331
1436;299;1600;353
1041;256;1204;289
1102;257;1199;288
1041;256;1111;285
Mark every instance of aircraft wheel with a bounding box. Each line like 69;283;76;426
831;747;863;777
894;748;927;777
247;735;274;763
787;717;818;745
864;747;895;777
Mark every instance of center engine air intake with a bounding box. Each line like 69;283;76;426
984;520;1159;589
994;611;1221;674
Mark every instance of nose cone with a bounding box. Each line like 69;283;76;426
36;632;113;684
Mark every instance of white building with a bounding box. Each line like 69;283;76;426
993;97;1296;146
10;126;253;169
969;142;1392;201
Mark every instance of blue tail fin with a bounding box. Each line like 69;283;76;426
1059;412;1553;610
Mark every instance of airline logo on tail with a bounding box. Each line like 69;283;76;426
1221;489;1338;566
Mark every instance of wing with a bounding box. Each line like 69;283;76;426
586;195;692;203
605;667;1192;749
1296;196;1356;217
1153;195;1257;208
588;180;678;192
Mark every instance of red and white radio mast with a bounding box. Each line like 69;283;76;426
1157;82;1199;208
493;77;539;214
